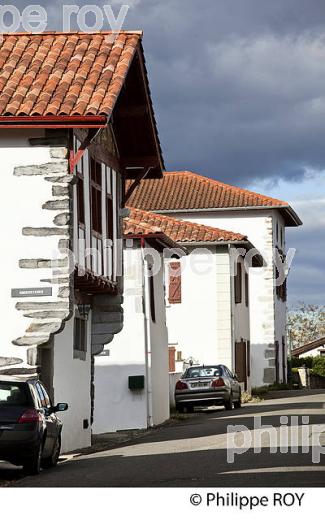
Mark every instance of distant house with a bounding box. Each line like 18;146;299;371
93;208;183;433
128;170;302;387
0;31;164;452
291;337;325;358
119;209;262;392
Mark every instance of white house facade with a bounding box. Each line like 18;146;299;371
93;209;181;433
129;171;302;388
0;32;165;452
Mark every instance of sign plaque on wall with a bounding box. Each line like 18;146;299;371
11;287;52;298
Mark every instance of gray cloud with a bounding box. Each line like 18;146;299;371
287;199;325;305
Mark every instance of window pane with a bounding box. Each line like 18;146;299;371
74;317;87;352
0;383;31;407
36;383;47;407
77;176;85;225
91;186;102;234
40;384;51;407
107;196;113;240
90;157;102;186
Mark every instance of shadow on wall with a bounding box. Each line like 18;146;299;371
250;343;278;387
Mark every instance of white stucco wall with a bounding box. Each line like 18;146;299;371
93;242;169;434
149;256;169;426
0;130;95;453
52;311;92;453
166;246;220;366
273;212;287;381
300;349;325;358
215;249;233;368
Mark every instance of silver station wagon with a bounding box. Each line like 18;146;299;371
175;364;242;412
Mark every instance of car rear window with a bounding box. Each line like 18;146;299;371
185;366;221;378
0;382;31;407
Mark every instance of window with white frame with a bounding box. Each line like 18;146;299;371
73;136;118;281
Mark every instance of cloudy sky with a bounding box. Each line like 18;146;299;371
8;0;325;305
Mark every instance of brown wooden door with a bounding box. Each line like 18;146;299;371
235;341;247;390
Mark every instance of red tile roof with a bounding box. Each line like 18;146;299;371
0;32;140;118
124;207;247;243
127;171;302;226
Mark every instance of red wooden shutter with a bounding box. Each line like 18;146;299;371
168;346;176;373
169;261;182;304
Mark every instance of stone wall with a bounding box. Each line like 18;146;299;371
0;145;73;375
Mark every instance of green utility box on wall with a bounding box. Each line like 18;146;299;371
128;375;145;390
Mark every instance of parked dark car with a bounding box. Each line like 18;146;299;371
0;376;68;475
175;364;242;412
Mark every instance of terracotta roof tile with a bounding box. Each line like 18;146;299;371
127;171;302;226
0;32;141;117
124;207;246;243
128;170;289;211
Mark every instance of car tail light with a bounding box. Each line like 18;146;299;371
175;380;188;390
211;378;225;388
18;409;42;424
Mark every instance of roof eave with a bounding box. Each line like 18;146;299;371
176;239;264;267
150;205;303;226
0;115;108;129
135;43;165;175
291;336;325;357
124;232;187;253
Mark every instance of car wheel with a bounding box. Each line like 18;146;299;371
224;393;233;410
233;393;242;409
185;404;194;413
176;404;185;413
23;442;42;475
42;435;61;469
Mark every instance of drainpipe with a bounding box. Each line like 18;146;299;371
140;238;154;428
228;244;235;372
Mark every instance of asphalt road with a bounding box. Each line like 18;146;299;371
2;389;325;487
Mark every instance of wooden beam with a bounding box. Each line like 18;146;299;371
123;167;153;205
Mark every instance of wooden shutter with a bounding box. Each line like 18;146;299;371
245;272;249;307
234;262;242;304
235;341;247;390
247;340;251;377
169;261;182;304
149;267;156;323
168;346;176;373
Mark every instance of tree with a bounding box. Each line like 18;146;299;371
288;303;325;351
